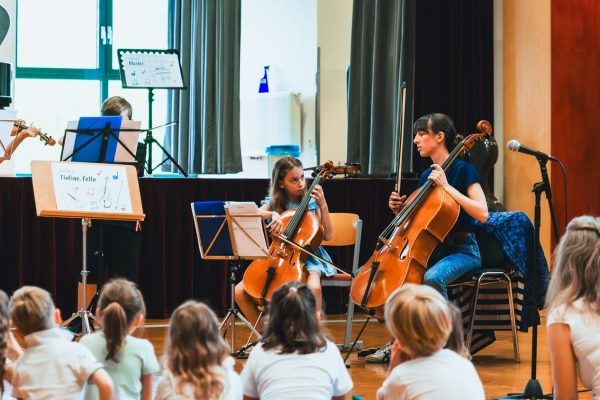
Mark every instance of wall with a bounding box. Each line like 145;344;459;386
551;0;600;234
503;0;552;253
240;0;317;168
317;0;352;166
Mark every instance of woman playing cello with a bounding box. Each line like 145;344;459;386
389;113;488;298
366;113;489;363
234;156;334;330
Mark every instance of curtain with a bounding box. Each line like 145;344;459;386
411;0;494;174
166;0;242;174
347;0;416;175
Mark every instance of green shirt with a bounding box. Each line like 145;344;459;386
80;331;160;400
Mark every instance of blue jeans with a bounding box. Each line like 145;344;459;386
423;233;481;299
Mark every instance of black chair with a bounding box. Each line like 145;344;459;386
448;230;520;362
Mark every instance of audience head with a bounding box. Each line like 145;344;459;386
261;281;326;355
384;284;453;358
9;286;56;336
97;278;146;361
0;290;8;394
446;303;470;359
101;96;133;120
546;215;600;312
165;300;229;399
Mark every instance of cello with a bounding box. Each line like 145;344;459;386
350;120;493;319
242;161;336;308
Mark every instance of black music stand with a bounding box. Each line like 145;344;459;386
117;48;187;176
191;201;269;355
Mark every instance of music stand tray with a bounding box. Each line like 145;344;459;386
191;201;268;353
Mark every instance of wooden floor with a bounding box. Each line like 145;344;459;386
140;313;592;400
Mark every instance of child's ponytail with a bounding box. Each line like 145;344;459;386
102;301;129;361
97;279;145;362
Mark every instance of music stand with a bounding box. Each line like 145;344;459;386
117;48;187;176
31;161;144;336
191;201;269;354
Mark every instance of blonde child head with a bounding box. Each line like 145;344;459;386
384;283;453;358
97;278;146;361
165;300;229;399
546;215;600;312
9;286;56;336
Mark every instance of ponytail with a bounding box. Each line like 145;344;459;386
97;279;146;362
102;301;128;361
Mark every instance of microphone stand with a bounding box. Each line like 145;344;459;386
504;156;560;400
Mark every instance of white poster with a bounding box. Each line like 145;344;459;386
119;51;184;88
51;162;132;213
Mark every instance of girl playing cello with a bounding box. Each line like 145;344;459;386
234;156;334;329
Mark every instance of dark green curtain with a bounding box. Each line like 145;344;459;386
347;0;415;175
166;0;242;174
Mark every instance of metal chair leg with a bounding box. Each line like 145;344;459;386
343;298;355;349
465;278;482;350
504;273;521;363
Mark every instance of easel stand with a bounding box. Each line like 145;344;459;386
61;218;99;335
503;156;559;400
31;161;145;337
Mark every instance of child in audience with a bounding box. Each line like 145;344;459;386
156;300;242;400
9;286;113;399
241;281;353;400
1;290;10;396
545;215;600;399
377;284;484;400
80;279;159;400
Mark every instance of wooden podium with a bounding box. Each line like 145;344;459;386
31;160;144;335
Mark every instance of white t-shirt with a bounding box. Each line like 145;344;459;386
547;299;600;398
11;328;103;400
155;356;242;400
376;349;485;400
241;340;353;400
80;331;160;400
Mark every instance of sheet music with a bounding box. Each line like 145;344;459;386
51;162;132;213
119;51;184;88
225;202;268;258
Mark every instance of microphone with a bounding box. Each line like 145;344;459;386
506;140;558;161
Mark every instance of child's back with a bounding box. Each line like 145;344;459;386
11;327;102;400
81;279;159;400
81;331;158;400
378;348;483;400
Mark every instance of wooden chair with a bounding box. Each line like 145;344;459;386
321;213;363;349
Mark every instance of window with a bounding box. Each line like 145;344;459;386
12;0;169;173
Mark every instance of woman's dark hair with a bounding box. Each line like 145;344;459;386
261;281;326;354
413;113;463;151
